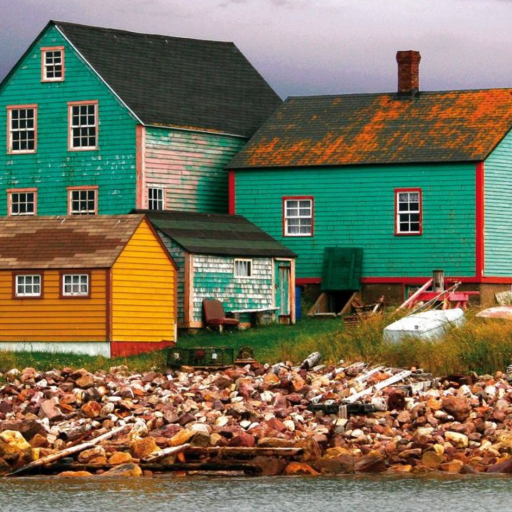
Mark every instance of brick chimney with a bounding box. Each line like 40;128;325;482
396;50;421;96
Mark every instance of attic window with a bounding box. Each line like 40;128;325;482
395;188;422;235
68;102;98;150
41;47;64;82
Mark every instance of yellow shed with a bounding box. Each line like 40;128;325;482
0;214;177;357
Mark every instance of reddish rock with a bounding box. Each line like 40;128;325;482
251;456;287;476
442;396;471;422
229;432;256;448
58;471;93;477
75;374;95;389
313;454;354;474
38;400;63;421
130;438;158;459
354;452;387;473
487;458;512;474
81;401;102;419
297;438;322;462
284;462;320;476
100;463;142;477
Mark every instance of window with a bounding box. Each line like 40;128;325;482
396;189;422;235
148;187;164;210
8;106;37;153
69;102;98;150
8;189;37;216
68;187;97;215
234;259;252;278
41;47;64;81
14;274;42;298
62;274;90;297
283;197;313;236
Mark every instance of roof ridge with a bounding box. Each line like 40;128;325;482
52;20;235;46
286;88;512;101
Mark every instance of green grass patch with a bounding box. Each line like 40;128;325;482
2;313;512;376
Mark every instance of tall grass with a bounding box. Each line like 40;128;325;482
2;313;512;376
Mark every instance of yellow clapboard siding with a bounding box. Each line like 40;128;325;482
112;219;176;343
0;269;107;342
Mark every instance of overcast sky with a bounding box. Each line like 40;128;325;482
1;0;512;99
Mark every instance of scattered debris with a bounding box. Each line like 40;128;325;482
3;359;512;478
496;291;512;306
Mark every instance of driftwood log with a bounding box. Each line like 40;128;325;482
7;425;127;477
142;443;191;462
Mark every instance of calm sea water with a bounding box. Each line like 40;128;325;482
1;475;511;512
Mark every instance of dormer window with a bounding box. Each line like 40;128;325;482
41;47;65;82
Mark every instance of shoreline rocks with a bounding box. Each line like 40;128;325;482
2;361;512;477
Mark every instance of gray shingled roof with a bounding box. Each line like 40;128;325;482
229;89;512;168
54;21;282;138
138;210;296;258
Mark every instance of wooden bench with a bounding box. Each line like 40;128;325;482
202;299;240;332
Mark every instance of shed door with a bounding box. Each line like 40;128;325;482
275;261;291;319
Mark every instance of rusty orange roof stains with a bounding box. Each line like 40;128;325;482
230;89;512;168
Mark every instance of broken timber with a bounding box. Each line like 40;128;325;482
7;425;127;477
344;370;412;403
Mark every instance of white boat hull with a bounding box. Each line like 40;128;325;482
384;308;465;343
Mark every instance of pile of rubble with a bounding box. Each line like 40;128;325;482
2;356;512;477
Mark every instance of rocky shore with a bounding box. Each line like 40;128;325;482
2;360;512;477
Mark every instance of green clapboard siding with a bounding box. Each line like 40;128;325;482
484;129;512;277
0;26;138;215
192;255;273;322
145;127;246;213
235;164;476;279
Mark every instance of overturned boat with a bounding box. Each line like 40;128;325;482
476;306;512;320
384;308;465;343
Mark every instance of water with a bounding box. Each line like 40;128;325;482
1;475;511;512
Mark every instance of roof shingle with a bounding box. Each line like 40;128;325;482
54;21;282;138
139;210;296;258
229;89;512;168
0;215;144;269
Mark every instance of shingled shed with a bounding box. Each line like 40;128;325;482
230;51;512;304
0;215;177;357
141;210;297;328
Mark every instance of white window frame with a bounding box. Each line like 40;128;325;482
8;106;37;154
42;47;64;82
284;197;313;237
68;188;97;215
69;102;98;150
234;259;253;278
396;189;422;235
9;190;37;216
148;187;165;211
62;274;90;297
15;274;42;298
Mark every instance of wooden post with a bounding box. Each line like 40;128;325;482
432;270;445;292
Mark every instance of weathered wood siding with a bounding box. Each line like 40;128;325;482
159;234;186;323
192;255;273;322
0;25;138;215
0;269;107;342
235;164;476;279
484;130;512;277
144;127;246;213
112;219;176;342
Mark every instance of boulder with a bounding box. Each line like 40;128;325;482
439;459;464;473
354;452;387;473
81;401;102;419
58;471;93;477
313;454;354;474
442;397;471;422
421;450;443;469
38;400;63;422
78;446;106;464
0;430;32;460
284;462;320;476
130;438;158;459
251;456;287;476
100;463;142;477
487;458;512;474
445;431;469;448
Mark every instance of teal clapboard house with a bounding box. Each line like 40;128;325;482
229;51;512;304
0;21;281;216
142;211;297;327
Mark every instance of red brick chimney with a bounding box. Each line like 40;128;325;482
396;50;421;96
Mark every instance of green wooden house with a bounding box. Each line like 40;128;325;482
0;20;281;217
229;51;512;305
142;210;297;327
